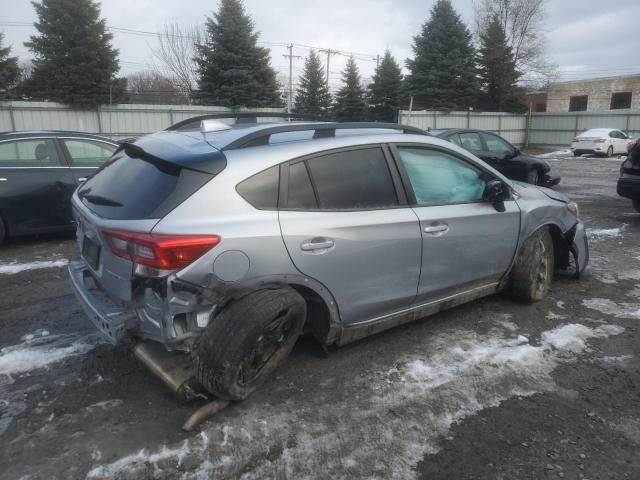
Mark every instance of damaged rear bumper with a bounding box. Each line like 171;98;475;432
68;260;136;344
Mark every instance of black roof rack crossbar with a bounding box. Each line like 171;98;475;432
166;112;326;131
222;122;430;151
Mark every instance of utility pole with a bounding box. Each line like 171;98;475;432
283;44;302;114
319;48;337;88
376;54;380;68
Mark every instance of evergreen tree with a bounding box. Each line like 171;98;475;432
333;57;367;121
195;0;282;107
293;50;331;117
477;15;527;112
0;32;20;94
368;50;402;122
24;0;126;107
405;0;480;110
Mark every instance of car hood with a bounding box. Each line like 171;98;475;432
511;181;569;203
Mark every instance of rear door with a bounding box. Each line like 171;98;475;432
392;144;520;303
0;137;77;235
278;145;422;324
59;137;118;184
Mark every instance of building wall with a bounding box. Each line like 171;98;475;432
546;76;640;112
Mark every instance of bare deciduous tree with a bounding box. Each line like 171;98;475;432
151;23;203;100
473;0;557;79
126;70;188;104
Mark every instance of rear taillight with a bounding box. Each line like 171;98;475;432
102;229;220;276
572;138;580;143
593;138;606;143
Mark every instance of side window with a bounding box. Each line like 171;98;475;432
449;134;462;147
63;139;117;167
479;133;514;156
236;165;279;210
287;161;317;209
398;147;486;206
457;132;483;151
0;139;61;167
304;147;398;210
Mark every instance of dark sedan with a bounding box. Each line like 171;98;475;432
0;131;118;244
617;139;640;212
432;128;561;187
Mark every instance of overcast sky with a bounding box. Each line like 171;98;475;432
3;0;640;93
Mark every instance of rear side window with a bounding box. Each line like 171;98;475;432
78;149;213;220
304;147;398;210
236;165;279;210
0;139;62;167
63;139;117;167
287;161;317;209
458;132;483;151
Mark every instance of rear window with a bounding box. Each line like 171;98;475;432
78;149;213;220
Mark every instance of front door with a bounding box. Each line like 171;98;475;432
479;132;524;181
0;137;77;235
278;146;422;324
392;145;520;302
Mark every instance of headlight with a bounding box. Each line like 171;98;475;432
567;201;579;217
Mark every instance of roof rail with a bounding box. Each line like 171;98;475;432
166;112;325;131
222;122;430;151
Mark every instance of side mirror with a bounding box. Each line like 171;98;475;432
483;180;508;211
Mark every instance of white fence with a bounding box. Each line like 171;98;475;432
399;110;640;147
0;101;287;140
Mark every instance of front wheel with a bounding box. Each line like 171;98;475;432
633;200;640;213
508;228;554;303
192;288;306;400
526;169;540;185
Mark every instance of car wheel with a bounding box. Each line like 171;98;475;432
526;169;540;185
573;152;580;157
633;200;640;213
192;287;306;400
508;227;554;303
606;146;614;157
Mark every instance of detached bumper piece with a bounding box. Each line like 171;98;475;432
543;174;561;188
570;221;589;278
68;260;135;344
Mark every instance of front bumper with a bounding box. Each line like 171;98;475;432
571;221;589;276
617;175;640;201
69;260;136;344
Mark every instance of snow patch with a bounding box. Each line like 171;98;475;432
536;149;572;159
546;311;568;320
0;258;68;275
85;322;624;479
0;333;97;381
600;355;632;364
587;227;624;240
583;298;640;319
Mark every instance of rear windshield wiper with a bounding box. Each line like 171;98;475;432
81;194;123;207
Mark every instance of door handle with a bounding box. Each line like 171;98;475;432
301;238;335;251
423;224;449;235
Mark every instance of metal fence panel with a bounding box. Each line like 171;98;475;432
0;101;287;139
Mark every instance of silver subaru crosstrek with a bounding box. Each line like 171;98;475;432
69;116;589;401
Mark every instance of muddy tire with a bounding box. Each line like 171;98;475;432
192;288;306;400
508;228;554;303
526;169;540;185
633;200;640;213
606;146;614;157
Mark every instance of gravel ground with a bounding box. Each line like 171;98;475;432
0;153;639;480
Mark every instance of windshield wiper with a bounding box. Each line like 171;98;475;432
81;194;123;207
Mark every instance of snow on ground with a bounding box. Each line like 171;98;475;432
537;149;573;159
0;333;98;381
587;226;625;240
85;322;625;480
582;298;640;319
0;257;68;274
